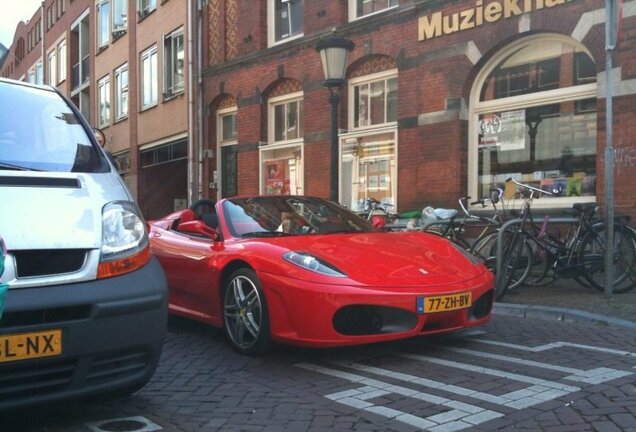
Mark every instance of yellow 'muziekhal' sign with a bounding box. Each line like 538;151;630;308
418;0;571;42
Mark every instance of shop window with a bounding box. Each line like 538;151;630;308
262;92;304;195
350;72;397;129
140;140;187;168
115;63;128;120
97;75;110;128
268;0;303;46
470;36;597;208
140;45;157;109
340;131;397;212
349;0;398;20
163;28;184;97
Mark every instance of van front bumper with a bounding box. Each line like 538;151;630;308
0;256;168;410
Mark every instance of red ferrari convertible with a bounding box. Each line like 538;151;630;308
149;196;494;355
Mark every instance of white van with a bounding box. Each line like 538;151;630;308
0;78;167;409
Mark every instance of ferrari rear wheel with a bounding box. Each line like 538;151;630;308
222;268;271;356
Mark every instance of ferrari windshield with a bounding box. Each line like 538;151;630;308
0;80;106;173
223;196;374;237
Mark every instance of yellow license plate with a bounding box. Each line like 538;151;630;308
422;292;472;313
0;330;62;363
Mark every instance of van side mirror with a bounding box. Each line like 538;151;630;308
177;220;219;241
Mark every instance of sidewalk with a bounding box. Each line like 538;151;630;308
494;278;636;329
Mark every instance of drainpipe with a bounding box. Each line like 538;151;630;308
197;0;204;200
187;0;194;205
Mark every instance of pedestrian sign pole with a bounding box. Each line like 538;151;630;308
604;0;622;298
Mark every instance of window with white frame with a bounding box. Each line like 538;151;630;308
342;70;398;210
141;45;158;108
58;40;66;82
112;0;128;34
261;92;304;195
468;35;597;209
98;75;111;127
350;70;397;129
218;107;237;144
268;0;303;46
137;0;156;18
115;63;128;120
97;0;110;48
270;94;303;143
47;50;56;86
349;0;398;20
164;28;184;97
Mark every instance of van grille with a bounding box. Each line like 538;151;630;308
0;358;76;404
14;250;87;277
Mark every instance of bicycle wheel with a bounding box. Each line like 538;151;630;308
470;231;498;273
578;224;636;293
497;229;533;300
423;222;471;249
523;238;556;286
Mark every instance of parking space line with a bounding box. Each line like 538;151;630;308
296;362;503;432
428;345;633;384
472;339;636;358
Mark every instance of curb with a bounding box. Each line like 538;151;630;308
494;302;636;330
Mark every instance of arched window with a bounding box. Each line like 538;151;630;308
468;35;597;208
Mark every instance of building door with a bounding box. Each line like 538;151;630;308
221;145;238;198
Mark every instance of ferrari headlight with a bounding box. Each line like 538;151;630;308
98;201;150;279
450;242;481;266
283;252;347;278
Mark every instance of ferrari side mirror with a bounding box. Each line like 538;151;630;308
178;220;219;241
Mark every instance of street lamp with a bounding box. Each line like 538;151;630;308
316;35;354;202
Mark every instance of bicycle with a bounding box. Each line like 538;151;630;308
495;178;636;300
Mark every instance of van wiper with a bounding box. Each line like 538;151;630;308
0;162;40;171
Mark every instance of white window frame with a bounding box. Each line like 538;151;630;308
163;27;185;97
97;0;110;48
140;45;158;109
217;106;238;146
47;49;57;86
268;91;303;145
114;63;128;120
348;0;398;21
58;39;67;83
97;74;111;128
348;69;398;131
468;34;598;210
112;0;128;34
137;0;156;18
267;0;304;47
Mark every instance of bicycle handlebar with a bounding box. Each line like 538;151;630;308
506;177;554;196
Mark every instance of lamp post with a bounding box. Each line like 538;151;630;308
316;35;354;202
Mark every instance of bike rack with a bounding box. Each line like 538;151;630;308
495;216;578;297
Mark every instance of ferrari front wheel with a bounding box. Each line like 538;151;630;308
222;268;271;355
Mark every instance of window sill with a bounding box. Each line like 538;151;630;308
140;102;158;113
162;90;184;103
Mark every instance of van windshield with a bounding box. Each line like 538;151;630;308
0;81;107;173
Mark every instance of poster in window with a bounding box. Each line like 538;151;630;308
479;110;526;151
265;160;285;195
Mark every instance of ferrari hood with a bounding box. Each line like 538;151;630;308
271;231;485;287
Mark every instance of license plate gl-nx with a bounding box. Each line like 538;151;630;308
0;330;62;363
417;292;472;314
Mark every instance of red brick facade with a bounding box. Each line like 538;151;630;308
201;0;636;220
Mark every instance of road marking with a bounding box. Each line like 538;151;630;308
473;339;636;358
428;345;633;384
296;362;503;432
331;360;576;408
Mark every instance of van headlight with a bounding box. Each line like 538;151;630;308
98;201;150;279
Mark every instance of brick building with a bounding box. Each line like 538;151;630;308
200;0;636;220
0;0;198;219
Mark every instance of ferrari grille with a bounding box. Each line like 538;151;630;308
13;249;87;278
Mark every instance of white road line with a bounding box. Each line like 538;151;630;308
473;339;636;358
333;360;577;409
428;345;633;384
296;362;503;432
